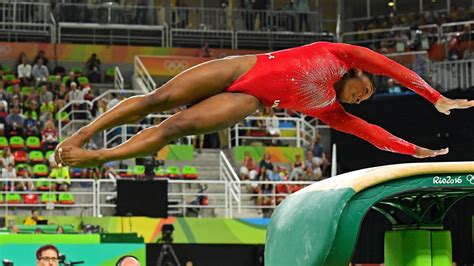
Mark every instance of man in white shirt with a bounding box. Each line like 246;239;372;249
68;82;84;102
17;57;32;85
31;58;49;85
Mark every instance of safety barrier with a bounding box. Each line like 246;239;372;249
134;56;156;93
431;59;474;90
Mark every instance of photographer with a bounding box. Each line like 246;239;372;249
36;245;59;266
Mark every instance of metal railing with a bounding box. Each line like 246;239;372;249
235;30;335;50
58;22;166;46
134;56;156;93
57;100;93;140
340;24;440;48
229;116;305;148
219;151;240;217
1;178;96;217
431;59;474;90
114;66;124;91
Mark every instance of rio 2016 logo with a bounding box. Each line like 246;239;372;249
432;175;464;185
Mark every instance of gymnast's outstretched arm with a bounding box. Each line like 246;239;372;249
312;102;448;158
335;43;474;114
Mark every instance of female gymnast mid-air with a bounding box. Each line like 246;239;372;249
55;42;474;167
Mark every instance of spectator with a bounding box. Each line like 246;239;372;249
25;100;40;121
24;209;45;225
42;119;58;153
289;154;304;180
65;72;78;89
2;165;17;191
296;0;310;32
263;108;280;144
107;93;119;110
86;53;101;83
36;245;60;266
0;101;7;121
0;85;10;103
17;167;34;191
1;148;14;168
31;59;49;85
83;86;95;101
16;52;27;69
6;105;24;134
200;43;212;58
258;152;274;180
35;228;44;234
54;83;69;110
24;111;40;137
56;226;64;234
304;150;322;181
17;56;32;85
269;165;285;181
239;151;258;180
102;162;119;180
40;99;55;118
68;82;83;102
116;255;141;266
51;74;62;93
49;159;71;191
39;84;54;105
10;83;23;103
10;225;19;234
257;176;274;218
34;50;49;69
387;78;402;94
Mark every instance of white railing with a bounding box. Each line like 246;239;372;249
0;178;96;217
219;151;241;217
114;66;124;91
340;24;440;46
331;144;337;177
440;20;474;39
229;116;305;148
134;56;156;93
58;100;93;140
58;22;166;46
431;59;474;90
235;30;335;50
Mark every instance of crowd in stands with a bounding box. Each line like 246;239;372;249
0;51;122;204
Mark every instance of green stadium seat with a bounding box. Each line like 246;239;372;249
21;86;32;96
45;150;55;160
182;165;198;180
62;76;70;84
106;67;116;77
16;163;32;176
134;165;146;178
4;74;15;81
2;65;12;74
6;193;21;204
58;193;75;204
29;151;44;163
36;178;52;191
0;193;3;203
23;194;39;204
41;193;57;204
154;166;166;178
119;166;134;179
0;149;3;158
48;75;58;82
33;164;49;177
56;111;70;124
9;136;25;149
0;136;8;149
26;136;41;149
6;86;14;94
78;76;89;86
70;67;82;74
166;166;181;179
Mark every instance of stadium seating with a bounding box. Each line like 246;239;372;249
26;136;41;149
45;150;55;161
0;137;8;149
182;165;198;180
16;163;32;176
41;193;57;204
62;76;70;84
33;164;49;177
58;193;75;204
36;178;52;191
2;65;12;74
78;76;89;86
23;194;39;204
56;111;70;124
6;193;21;204
6;86;13;94
4;74;15;82
154;166;166;178
134;165;146;178
13;150;28;163
9;136;25;149
70;67;83;74
48;75;58;82
166;166;181;179
0;193;3;203
29;151;44;163
21;86;32;96
119;166;135;179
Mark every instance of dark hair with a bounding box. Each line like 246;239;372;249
31;209;38;215
334;69;374;97
116;255;139;266
36;245;59;260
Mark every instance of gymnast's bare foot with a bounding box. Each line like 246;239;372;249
58;146;102;168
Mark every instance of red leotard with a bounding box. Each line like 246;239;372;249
226;42;442;155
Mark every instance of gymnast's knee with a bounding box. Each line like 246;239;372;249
144;87;172;110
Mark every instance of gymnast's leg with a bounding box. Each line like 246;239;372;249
58;55;257;149
59;93;261;167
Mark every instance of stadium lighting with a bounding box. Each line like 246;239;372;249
388;1;395;7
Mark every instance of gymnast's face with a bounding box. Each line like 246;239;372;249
338;72;374;104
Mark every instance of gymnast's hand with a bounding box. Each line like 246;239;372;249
435;96;474;115
414;146;449;158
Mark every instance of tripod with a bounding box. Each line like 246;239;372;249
157;241;180;266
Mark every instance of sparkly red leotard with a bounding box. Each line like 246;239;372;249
226;42;442;155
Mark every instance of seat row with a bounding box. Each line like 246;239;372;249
119;165;198;179
0;192;75;204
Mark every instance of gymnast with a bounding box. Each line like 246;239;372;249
56;42;474;167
